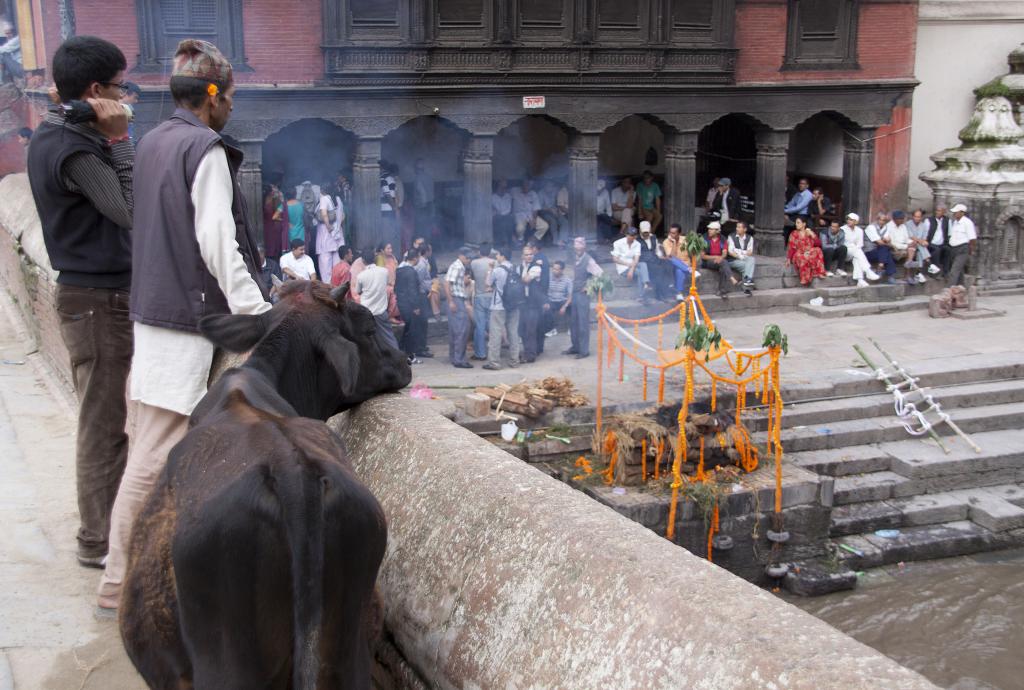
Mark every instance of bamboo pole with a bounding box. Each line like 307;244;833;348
869;338;981;454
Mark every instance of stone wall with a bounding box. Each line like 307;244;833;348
0;172;936;688
0;173;70;387
331;395;936;689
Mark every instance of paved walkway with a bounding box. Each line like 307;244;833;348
0;297;144;689
408;293;1024;406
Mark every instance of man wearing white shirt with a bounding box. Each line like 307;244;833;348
864;211;898;283
100;39;271;614
597;178;614;238
947;203;977;287
492;178;514;246
511;178;545;243
610;177;636;230
611;227;652;301
726;221;756;294
279;238;316;280
357;247;400;350
842;213;881;287
884;210;912;263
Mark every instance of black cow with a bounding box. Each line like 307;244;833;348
119;280;411;690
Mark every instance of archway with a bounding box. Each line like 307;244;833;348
494;115;573;247
697;114;759;207
262;119;356;192
381;116;471;250
788;112;847;221
696;114;761;234
599;115;669;235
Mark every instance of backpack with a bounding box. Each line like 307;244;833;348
499;265;526;310
317;195;337;225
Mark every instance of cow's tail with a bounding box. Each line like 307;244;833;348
280;462;326;690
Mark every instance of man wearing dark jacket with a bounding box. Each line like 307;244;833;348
97;39;270;615
711;177;740;235
26;35;134;572
396;249;427;363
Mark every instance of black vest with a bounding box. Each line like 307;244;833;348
638;236;660;263
572;252;593;294
130;109;267;333
26;120;132;288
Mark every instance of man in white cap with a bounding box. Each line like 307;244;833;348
701;221;738;297
842;212;880;287
98;38;271;614
947;203;976;286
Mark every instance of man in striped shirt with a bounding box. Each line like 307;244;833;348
544;260;571;337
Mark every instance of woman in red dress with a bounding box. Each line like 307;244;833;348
786;216;826;286
262;183;287;259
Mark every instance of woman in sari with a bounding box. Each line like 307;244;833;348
786;216;826;286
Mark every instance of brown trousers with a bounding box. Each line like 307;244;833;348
55;284;133;559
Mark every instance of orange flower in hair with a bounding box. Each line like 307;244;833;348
207;83;218;97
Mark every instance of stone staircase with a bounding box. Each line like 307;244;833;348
750;353;1024;574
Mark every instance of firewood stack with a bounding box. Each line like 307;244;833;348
474;377;588;418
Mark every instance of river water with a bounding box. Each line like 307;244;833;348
787;549;1024;690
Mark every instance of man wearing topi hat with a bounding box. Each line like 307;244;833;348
947;203;976;287
97;39;270;614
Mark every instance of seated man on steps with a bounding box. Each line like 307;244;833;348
701;221;739;298
842;213;881;287
864;212;898;284
611;226;654;304
819;220;849;278
726;221;756;295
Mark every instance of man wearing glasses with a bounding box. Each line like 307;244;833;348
26;36;134;573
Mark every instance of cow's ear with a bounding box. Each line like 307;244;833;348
318;332;359;398
329;283;349;306
200;312;271;352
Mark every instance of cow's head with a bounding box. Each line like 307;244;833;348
199;280;412;420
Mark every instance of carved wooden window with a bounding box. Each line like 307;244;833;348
438;0;484;27
668;0;734;45
518;0;569;40
784;0;859;70
136;0;247;71
596;0;648;42
351;0;400;28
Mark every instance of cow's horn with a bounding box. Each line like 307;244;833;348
330;284;349;305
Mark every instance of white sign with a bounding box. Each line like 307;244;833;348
522;96;546;110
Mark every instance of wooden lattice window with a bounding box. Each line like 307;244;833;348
784;0;859;70
135;0;248;71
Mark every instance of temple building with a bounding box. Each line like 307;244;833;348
15;0;918;254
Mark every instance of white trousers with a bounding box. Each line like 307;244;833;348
845;245;872;280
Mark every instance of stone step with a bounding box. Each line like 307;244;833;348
833;471;910;506
832;486;1024;537
835;520;1024;570
748;379;1024;432
752;402;1024;453
788;445;893;477
798;295;932;319
776;352;1024;404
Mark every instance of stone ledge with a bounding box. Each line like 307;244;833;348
330;395;936;689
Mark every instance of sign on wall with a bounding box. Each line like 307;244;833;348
522;96;546;110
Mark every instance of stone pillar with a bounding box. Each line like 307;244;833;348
568;134;600;243
352;138;383;250
462;136;494;246
842;127;876;220
664;132;699;234
237;140;264;243
755;129;790;256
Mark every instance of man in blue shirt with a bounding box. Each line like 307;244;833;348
784;178;812;221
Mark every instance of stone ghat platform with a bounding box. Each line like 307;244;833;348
464;352;1024;595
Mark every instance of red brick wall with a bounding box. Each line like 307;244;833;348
73;0;322;85
735;1;917;83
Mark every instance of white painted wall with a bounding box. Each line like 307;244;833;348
910;1;1024;209
788;115;845;180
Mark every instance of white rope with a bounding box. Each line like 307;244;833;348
602;314;659;354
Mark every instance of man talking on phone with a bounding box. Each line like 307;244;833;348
26;36;134;571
